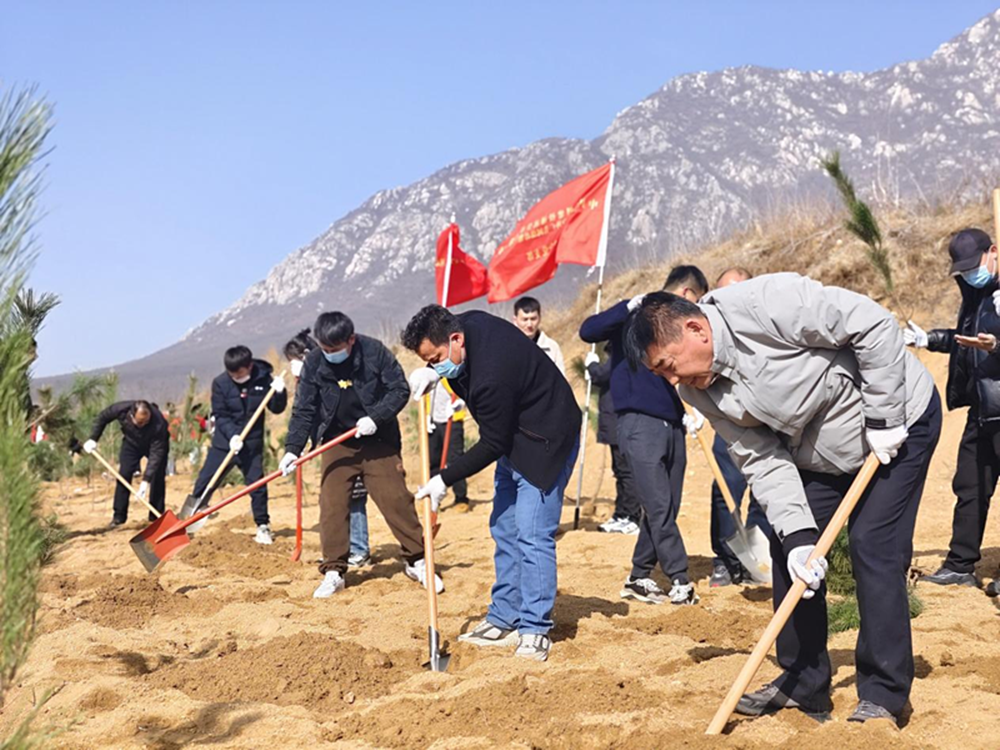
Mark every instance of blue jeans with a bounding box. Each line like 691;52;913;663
486;442;579;635
349;482;369;558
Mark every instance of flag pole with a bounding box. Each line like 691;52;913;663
573;157;615;530
442;214;455;308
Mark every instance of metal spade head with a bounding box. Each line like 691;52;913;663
128;510;188;573
423;626;451;672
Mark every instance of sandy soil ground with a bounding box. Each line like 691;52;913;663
4;353;1000;748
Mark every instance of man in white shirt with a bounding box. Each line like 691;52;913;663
513;296;565;375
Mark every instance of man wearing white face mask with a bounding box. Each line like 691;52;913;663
905;228;1000;590
190;345;287;544
280;312;437;598
401;305;580;662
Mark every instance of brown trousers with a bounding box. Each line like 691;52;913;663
318;439;424;575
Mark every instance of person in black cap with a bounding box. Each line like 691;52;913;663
905;228;1000;589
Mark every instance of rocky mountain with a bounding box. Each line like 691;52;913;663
44;10;1000;399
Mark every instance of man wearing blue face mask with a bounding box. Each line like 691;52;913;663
280;311;438;599
906;228;1000;589
402;305;580;662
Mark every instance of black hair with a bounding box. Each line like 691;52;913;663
513;296;541;316
663;265;709;297
314;312;355;347
223;345;253;372
401;304;464;352
130;400;152;418
283;328;317;361
623;291;705;370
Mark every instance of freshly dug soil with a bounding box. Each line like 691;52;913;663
75;575;222;628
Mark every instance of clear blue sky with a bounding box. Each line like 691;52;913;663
4;1;998;377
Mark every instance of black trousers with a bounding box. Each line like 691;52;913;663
113;441;166;522
710;433;771;570
944;412;1000;573
429;420;468;502
610;444;641;522
192;442;269;526
617;412;689;582
771;391;941;716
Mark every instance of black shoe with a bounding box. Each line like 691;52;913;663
736;683;829;720
919;567;980;588
108;518;126;529
709;564;733;587
987;579;1000;598
847;700;897;725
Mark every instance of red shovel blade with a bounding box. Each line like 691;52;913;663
128;510;189;573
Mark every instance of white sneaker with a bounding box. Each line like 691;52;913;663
515;633;551;661
598;518;624;533
668;579;699;605
313;571;345;598
617;519;640;535
254;524;274;545
404;559;444;594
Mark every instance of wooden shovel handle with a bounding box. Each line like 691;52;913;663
89;447;161;518
694;426;741;517
418;395;440;631
992;188;1000;249
705;453;881;735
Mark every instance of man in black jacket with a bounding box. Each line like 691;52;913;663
279;312;437;599
906;228;1000;589
188;345;287;544
84;400;169;527
402;306;580;662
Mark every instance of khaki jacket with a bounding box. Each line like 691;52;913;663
680;273;935;540
536;330;566;376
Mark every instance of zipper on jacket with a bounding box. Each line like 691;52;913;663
518;426;550;452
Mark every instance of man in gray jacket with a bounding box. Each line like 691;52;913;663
624;273;941;726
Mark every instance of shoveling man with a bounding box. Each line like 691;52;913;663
279;312;441;598
84;399;170;528
402;305;580;662
188;345;287;544
624;273;941;725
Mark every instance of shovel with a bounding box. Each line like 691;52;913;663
419;395;450;672
89;447;180;544
693;428;772;584
290;464;303;562
706;454;880;734
179;370;287;529
129;428;358;573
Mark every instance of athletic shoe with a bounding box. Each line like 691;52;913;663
986;579;1000;598
457;619;518;647
847;700;897;725
710;564;734;587
598;518;624;533
617;518;640;535
620;576;668;604
404;558;444;594
736;682;831;720
667;579;699;605
313;571;345;598
347;552;371;568
515;633;551;662
254;524;274;545
919;567;980;588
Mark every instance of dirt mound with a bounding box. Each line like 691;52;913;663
147;632;409;712
177;527;302;580
75;575;222;628
949;655;1000;694
77;687;124;713
328;670;664;748
615;604;772;652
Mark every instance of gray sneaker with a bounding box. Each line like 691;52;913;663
515;633;551;661
920;567;980;588
847;700;897;725
347;551;371;567
620;577;667;604
457;619;518;647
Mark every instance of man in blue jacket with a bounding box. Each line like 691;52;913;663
188;345;287;544
578;265;702;606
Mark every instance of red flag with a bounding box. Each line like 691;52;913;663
436;223;488;307
487;163;612;303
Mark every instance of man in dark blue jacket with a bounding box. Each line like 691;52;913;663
579;266;702;606
188;346;287;544
906;229;1000;590
403;305;580;662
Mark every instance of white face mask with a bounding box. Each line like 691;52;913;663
232;373;251;385
290;359;304;378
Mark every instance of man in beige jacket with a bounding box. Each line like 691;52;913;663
624;273;941;726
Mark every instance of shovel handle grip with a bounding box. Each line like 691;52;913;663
90;448;162;518
156;428;358;540
705;453;881;734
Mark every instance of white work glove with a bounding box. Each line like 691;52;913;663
994;290;1000;316
229;435;244;454
787;545;828;600
902;320;928;349
409;367;440;401
290;359;304;378
426;416;437;434
279;452;298;476
584;351;600;368
137;481;150;500
627;294;646;312
356;416;377;437
83;439;97;454
448;398;465;417
416;474;448;513
271;374;286;393
866;424;908;465
682;408;705;437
